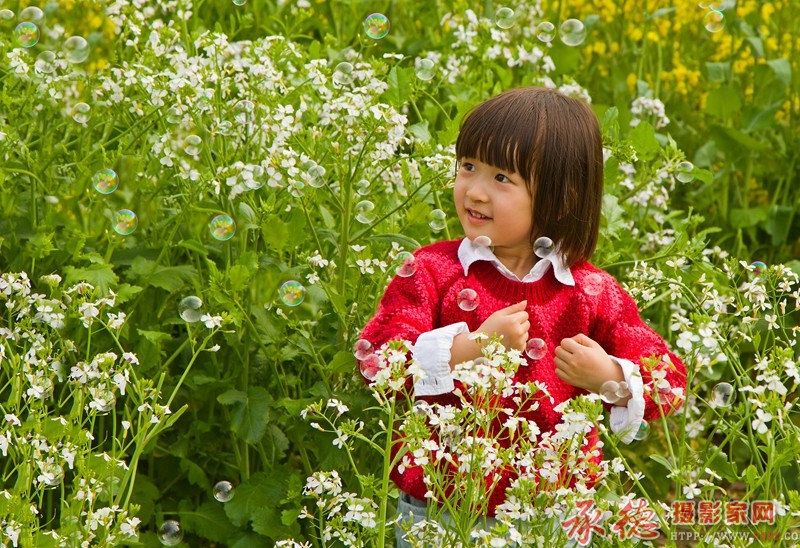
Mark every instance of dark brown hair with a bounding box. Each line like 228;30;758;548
455;86;603;268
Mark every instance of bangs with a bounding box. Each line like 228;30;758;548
455;90;541;181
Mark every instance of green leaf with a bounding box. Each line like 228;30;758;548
137;329;172;344
228;264;251;292
705;62;730;84
767;58;792;88
382;66;412;108
745;464;758;487
704;87;741;119
179;239;209;256
649;454;674;474
729;206;769;229
710;124;769;152
261;214;289;253
226;387;271;444
365;232;421;250
181;501;241;543
601;193;625;239
63;263;118;294
765;205;793;246
327;350;356;374
180;457;211;489
407;120;432;143
218;389;247;406
225;472;287;527
628;121;660;160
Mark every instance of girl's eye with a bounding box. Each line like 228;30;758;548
495;174;511;183
461;162;475;172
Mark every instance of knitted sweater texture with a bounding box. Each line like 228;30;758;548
359;239;686;515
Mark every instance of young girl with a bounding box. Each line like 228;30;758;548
358;86;686;545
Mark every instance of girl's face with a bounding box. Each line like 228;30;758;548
453;157;534;257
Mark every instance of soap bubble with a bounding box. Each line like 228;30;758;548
353;339;374;360
244;165;265;190
63;36;90;63
213;481;235;502
615;381;631;399
495;7;515;29
703;9;725;33
582;272;604;296
473;235;492;247
534;236;554;258
91;389;116;414
359;353;382;381
633;420;650;441
183;135;202;156
304;162;327;188
535;21;556;43
748;261;767;281
92;169;119;194
675;161;696;183
35;50;57;74
394;251;416;277
179;296;204;323
415;58;436;81
15;22;39;48
0;10;14;28
333;62;355;86
233;0;246;5
525;338;547;360
289;181;305;197
234;100;255;124
19;6;44;24
209;214;235;241
600;380;620;404
166;106;182;124
112;209;138;235
559;18;586;46
355;179;371;195
71;103;91;124
710;382;735;408
364;13;389;39
279;280;306;306
428;209;446;231
158;520;184;546
355;200;375;224
215;120;233;136
457;288;479;312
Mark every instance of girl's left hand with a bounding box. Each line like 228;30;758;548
554;333;623;394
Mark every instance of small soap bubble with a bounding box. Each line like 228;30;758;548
534;236;554;258
473;235;492;247
166;106;182;124
748;261;767;281
15;21;39;47
158;520;184;546
92;389;116;414
209;214;235;241
495;7;515;29
415;58;436;81
457;288;479;312
333;62;355;86
364;13;389;39
675;161;695;183
71;102;91;123
355;179;371;195
600;380;620;404
195;94;212;111
19;6;44;24
35;51;57;74
710;382;735;408
244;165;264;190
559;18;586;46
703;9;725;32
359;353;382;381
535;21;556;43
233;0;247;5
355;200;375;224
289;181;305;197
615;381;631;399
394;251;416;277
428;209;447;231
63;36;90;63
633;420;649;441
112;209;138;235
304;162;327;188
234;99;255;124
92;168;119;194
279;280;306;306
183;135;202;156
525;338;547;360
582;272;604;296
353;339;374;360
0;9;15;28
213;480;235;502
179;296;204;323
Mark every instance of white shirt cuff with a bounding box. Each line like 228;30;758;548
412;322;470;396
608;356;645;444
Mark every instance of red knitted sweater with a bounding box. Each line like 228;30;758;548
359;239;686;515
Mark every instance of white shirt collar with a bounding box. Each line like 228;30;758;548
457;238;575;286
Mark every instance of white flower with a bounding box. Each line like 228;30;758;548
200;314;223;328
752;409;772;434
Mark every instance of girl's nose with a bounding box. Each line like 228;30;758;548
465;178;488;202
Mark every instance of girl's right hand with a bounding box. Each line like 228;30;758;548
474;300;529;350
